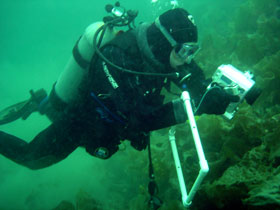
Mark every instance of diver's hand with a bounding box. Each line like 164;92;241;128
195;86;240;115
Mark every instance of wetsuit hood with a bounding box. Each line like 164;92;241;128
145;8;198;65
135;23;165;70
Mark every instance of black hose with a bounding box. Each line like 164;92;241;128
92;21;179;78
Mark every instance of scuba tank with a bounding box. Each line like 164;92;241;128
54;2;140;104
0;2;176;124
0;2;139;124
54;22;118;104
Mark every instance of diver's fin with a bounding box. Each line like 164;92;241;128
0;89;47;125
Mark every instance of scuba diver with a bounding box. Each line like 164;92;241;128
0;5;240;170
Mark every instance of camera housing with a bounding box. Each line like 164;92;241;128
211;64;260;119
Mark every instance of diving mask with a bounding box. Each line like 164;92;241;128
155;17;200;64
174;43;200;64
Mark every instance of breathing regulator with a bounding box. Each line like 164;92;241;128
93;2;179;78
103;1;138;28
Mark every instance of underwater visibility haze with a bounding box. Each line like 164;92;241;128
0;0;280;209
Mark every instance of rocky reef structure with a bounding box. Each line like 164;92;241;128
133;0;280;209
173;0;280;209
50;0;280;209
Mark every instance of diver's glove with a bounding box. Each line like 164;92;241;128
195;86;240;115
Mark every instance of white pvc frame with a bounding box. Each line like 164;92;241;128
169;91;209;207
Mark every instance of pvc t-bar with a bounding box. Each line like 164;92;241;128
181;91;209;172
168;91;209;208
169;128;189;205
181;91;209;206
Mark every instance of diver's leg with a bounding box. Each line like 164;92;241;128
0;123;79;170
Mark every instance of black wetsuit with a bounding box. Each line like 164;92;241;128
0;29;208;170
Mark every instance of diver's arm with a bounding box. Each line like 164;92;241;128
171;61;240;116
96;44;188;132
172;60;211;106
134;99;187;132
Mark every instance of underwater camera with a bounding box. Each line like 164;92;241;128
210;64;261;119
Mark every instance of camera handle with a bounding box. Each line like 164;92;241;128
168;91;209;207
